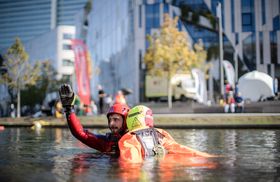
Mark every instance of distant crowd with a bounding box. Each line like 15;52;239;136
5;81;247;118
4;85;129;119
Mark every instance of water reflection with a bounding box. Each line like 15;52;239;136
68;152;217;182
0;128;280;181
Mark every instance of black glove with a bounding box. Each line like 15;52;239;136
59;84;75;110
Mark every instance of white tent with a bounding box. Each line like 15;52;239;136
238;71;275;101
192;69;207;104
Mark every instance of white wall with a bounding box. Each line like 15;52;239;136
25;25;75;79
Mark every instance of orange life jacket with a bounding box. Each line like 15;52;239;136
118;128;215;163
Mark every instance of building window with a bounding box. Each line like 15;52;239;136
241;0;255;32
261;0;266;25
231;0;235;32
270;31;277;64
242;13;252;25
267;64;271;75
139;50;144;69
63;33;73;40
145;4;160;35
63;44;72;50
235;33;239;45
163;4;169;14
259;32;263;64
242;33;256;70
139;5;142;28
242;13;253;31
62;59;74;66
273;15;280;31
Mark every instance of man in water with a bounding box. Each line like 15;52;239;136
59;84;130;156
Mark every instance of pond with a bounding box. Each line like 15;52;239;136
0;127;280;181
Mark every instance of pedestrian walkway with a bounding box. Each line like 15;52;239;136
143;100;280;114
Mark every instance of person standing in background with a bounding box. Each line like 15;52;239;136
10;103;16;118
98;85;106;114
114;90;126;105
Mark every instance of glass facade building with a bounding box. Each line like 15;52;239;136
1;0;279;105
0;0;87;116
87;0;181;104
87;0;136;102
173;0;280;88
87;0;279;104
0;0;87;50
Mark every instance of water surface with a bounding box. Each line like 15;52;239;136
0;128;280;181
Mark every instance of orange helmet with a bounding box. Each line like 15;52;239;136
107;103;130;131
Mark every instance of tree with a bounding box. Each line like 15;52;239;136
144;14;202;108
0;38;40;117
21;60;62;112
194;39;211;74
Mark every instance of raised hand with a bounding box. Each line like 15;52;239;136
59;84;75;108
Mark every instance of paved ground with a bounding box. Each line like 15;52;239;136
143;100;280;114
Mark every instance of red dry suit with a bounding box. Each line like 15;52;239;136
66;112;123;156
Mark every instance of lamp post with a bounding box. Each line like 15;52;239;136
217;2;224;97
234;49;238;84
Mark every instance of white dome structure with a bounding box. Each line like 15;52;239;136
238;71;275;102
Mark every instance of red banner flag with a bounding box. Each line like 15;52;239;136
71;39;91;106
